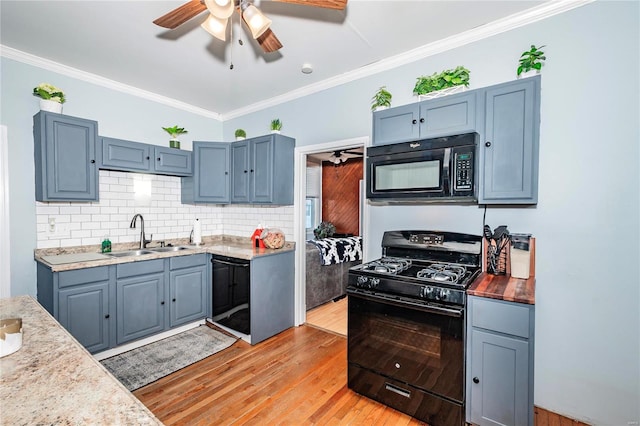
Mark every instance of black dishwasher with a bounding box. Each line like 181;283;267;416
212;255;250;335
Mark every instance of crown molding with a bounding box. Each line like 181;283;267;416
0;45;222;120
221;0;594;120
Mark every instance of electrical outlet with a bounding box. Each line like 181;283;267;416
48;218;56;233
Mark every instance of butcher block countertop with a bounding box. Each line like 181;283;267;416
467;273;536;305
0;295;162;425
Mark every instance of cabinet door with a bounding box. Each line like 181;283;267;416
420;91;477;138
34;112;98;201
116;273;165;345
182;142;230;203
250;136;274;203
169;265;207;327
100;137;151;172
372;104;420;145
469;329;529;426
154;146;193;176
58;282;110;353
230;141;250;203
480;77;540;204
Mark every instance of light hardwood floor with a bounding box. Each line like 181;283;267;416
305;297;347;336
134;324;426;425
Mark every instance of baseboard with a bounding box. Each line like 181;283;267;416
535;406;591;426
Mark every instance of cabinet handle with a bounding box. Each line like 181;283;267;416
412;119;417;125
157;157;161;161
485;141;492;148
250;169;254;173
419;118;425;123
172;298;176;302
473;377;480;384
161;301;165;305
244;170;248;173
225;171;228;175
146;156;150;160
90;159;96;164
105;314;110;319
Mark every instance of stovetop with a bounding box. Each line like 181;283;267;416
348;230;482;307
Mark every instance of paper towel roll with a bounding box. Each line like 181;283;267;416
193;219;202;246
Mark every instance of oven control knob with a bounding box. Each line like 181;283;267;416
421;286;434;298
370;278;380;289
357;276;369;287
437;289;450;300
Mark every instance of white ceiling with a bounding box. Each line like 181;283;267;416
1;0;550;117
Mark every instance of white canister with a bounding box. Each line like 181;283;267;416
510;234;531;279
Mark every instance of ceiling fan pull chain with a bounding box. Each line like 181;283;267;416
229;13;234;70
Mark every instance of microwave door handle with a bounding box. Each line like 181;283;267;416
442;148;451;192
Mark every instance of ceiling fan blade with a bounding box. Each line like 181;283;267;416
270;0;347;10
153;0;207;29
257;28;283;53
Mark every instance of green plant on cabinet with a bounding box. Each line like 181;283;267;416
371;86;392;111
270;118;282;132
235;128;247;139
162;125;188;149
517;45;546;76
413;66;470;96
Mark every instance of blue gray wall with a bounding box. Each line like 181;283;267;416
1;1;638;424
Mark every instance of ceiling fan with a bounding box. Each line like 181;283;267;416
328;149;363;165
153;0;348;53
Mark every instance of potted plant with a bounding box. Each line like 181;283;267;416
413;66;470;100
517;45;546;77
234;128;246;141
270;119;282;134
313;221;336;240
162;125;188;149
33;83;66;113
371;86;392;111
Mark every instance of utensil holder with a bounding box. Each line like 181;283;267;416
486;244;507;275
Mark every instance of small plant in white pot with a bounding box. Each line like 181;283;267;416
162;125;188;149
270;119;282;134
235;129;247;141
33;83;66;113
413;66;470;100
371;86;392;111
517;45;546;78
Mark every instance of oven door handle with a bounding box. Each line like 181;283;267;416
347;289;464;318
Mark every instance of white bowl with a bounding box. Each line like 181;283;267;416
0;318;23;358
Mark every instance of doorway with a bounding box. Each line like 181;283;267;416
293;136;369;327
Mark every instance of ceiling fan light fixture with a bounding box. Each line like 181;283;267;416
241;3;272;39
204;0;234;19
201;13;228;41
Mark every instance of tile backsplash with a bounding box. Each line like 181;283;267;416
36;170;294;249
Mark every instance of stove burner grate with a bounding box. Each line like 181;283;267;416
416;263;467;284
363;257;412;274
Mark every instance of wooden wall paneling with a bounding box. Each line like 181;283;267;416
321;158;362;236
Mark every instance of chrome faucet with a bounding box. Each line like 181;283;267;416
130;214;152;249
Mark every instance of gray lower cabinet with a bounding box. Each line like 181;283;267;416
250;250;295;344
36;254;210;354
100;136;192;177
181;142;230;204
479;76;540;204
372;91;477;145
466;296;535;426
116;259;166;345
169;254;209;327
33;111;99;202
231;134;295;205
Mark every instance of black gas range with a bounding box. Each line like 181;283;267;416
347;230;482;426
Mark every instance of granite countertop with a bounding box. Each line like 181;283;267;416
467;272;536;305
0;295;163;425
35;234;295;272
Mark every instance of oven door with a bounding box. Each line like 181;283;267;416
366;147;450;200
347;290;464;403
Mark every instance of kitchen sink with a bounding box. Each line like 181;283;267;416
106;249;154;257
149;246;192;253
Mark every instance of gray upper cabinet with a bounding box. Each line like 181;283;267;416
479;76;540;204
466;296;535;426
372;91;477;145
100;136;192;177
231;134;295;205
33;112;99;202
182;142;230;204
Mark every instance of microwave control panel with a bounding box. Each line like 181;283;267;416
454;151;474;191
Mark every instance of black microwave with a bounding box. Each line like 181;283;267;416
366;133;478;203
